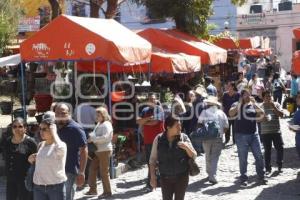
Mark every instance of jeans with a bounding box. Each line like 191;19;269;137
6;179;31;200
160;174;189;200
235;133;265;181
273;90;283;105
66;173;77;200
33;182;66;200
296;133;300;159
202;138;223;180
261;133;284;171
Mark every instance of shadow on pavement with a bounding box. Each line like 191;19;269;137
280;147;300;169
199;176;261;196
108;187;151;199
254;179;300;200
116;178;146;189
187;177;213;192
76;187;147;200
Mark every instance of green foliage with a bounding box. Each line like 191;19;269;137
231;0;247;6
133;0;247;36
0;0;22;56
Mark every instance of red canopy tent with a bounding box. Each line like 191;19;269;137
292;51;300;75
19;14;152;116
138;28;227;65
213;36;260;50
20;15;151;64
293;28;300;39
241;48;272;57
150;48;201;73
164;29;227;65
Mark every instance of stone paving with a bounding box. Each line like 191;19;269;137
74;118;300;200
0;118;300;200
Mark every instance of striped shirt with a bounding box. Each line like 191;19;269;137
260;102;281;134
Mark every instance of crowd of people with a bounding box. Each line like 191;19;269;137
2;54;300;200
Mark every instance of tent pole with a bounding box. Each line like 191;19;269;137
147;62;151;81
107;62;115;179
107;62;112;115
74;61;78;108
20;62;27;121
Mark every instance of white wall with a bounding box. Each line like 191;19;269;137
237;5;300;71
276;26;294;70
237;0;300;15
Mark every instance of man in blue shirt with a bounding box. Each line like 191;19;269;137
55;103;88;200
229;89;266;187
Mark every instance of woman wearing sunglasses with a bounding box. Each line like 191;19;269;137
28;111;67;200
3;118;37;200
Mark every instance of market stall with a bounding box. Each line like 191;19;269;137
138;28;227;93
213;36;261;50
20;14;151;111
20;14;152;178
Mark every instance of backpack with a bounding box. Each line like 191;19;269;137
191;110;221;141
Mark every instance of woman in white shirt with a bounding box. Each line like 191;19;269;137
28;111;67;200
198;96;229;184
86;106;113;198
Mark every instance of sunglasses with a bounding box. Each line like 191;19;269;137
12;125;24;129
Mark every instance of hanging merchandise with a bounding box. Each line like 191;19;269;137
87;61;102;98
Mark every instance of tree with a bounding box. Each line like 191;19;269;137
0;0;22;56
48;0;62;20
133;0;247;37
89;0;124;18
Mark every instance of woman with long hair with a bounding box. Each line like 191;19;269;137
28;111;67;200
3;118;37;200
86;106;113;199
149;115;197;200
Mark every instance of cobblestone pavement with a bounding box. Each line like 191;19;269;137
75;118;300;200
1;118;300;200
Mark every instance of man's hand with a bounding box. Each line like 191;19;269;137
76;173;85;187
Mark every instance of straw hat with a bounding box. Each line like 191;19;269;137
204;96;221;107
194;85;208;98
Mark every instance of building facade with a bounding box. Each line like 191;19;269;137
237;1;300;71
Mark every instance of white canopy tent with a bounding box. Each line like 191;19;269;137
0;54;21;67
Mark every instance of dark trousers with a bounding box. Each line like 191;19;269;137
160;175;189;200
261;133;284;171
225;120;235;144
273;90;283;105
7;179;31;200
145;144;153;186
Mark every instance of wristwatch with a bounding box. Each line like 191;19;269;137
78;172;85;176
